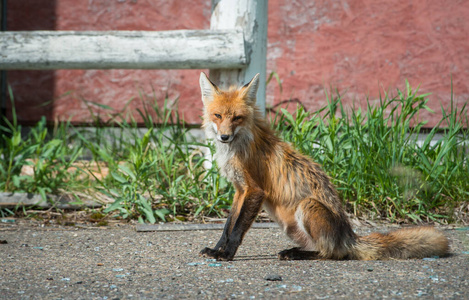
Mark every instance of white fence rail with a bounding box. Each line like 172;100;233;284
0;0;268;108
0;30;246;70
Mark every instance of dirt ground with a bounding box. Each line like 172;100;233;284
1;219;468;299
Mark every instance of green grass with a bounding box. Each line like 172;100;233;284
0;81;467;223
273;81;468;223
0;89;233;221
0;87;85;203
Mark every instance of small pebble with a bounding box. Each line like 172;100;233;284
1;219;15;223
423;257;436;261
291;285;303;291
265;274;282;281
187;262;205;266
208;263;222;267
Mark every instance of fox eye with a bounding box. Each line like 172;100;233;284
214;114;222;119
233;116;242;121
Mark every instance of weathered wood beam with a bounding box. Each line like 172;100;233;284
0;30;246;70
135;222;278;232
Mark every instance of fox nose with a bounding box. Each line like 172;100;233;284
220;134;230;141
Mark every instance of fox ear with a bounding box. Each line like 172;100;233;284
241;73;260;106
199;72;219;105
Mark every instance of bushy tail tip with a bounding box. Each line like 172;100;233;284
352;226;449;260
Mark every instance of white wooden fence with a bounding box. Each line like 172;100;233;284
0;0;267;111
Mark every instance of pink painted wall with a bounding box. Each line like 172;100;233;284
6;0;469;127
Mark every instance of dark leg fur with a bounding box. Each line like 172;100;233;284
278;247;321;260
199;212;234;259
200;189;264;261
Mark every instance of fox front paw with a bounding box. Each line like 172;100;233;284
199;247;234;261
199;247;219;258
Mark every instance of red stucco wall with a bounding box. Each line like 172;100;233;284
6;0;469;126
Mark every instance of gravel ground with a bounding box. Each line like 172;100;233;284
1;221;468;299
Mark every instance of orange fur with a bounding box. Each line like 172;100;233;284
198;72;449;261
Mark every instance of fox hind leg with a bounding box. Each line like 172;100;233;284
278;247;320;260
278;198;355;260
276;199;321;260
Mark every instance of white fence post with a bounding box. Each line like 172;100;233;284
210;0;268;113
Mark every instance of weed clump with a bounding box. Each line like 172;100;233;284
273;81;468;223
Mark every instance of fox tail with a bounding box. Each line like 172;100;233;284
351;226;449;260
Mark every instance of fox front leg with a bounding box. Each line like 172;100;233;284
198;218;232;259
200;189;264;261
199;192;242;259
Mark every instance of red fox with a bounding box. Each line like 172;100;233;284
198;72;449;261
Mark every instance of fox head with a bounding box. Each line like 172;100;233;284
199;72;259;144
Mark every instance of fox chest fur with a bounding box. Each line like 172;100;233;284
212;141;246;187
